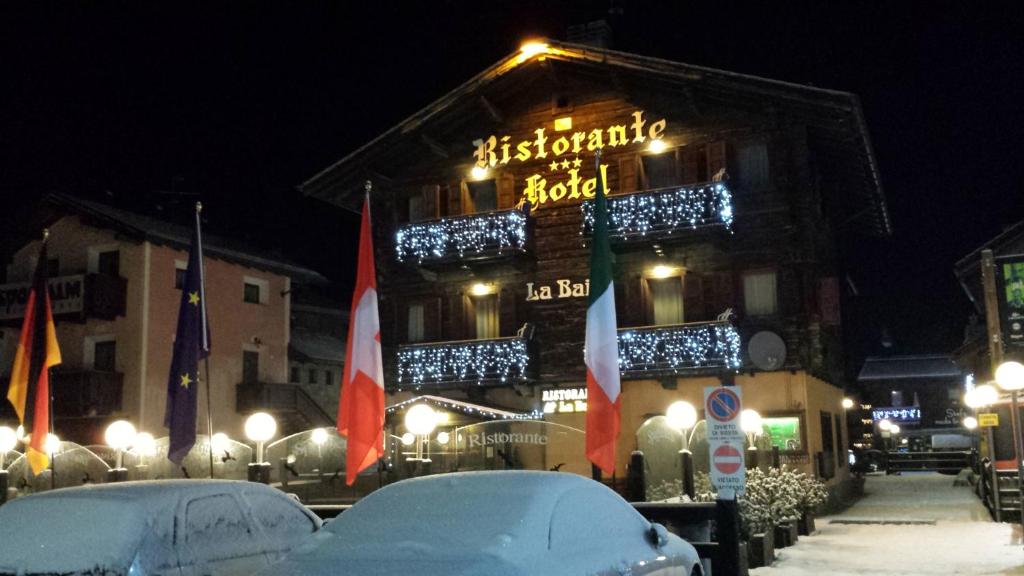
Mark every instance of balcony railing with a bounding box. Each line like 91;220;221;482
0;273;126;324
236;382;335;428
618;320;742;375
395;208;529;264
581;182;733;241
397;336;531;388
51;370;124;417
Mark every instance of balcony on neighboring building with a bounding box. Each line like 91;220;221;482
395;208;530;265
0;273;127;325
51;370;124;418
618;320;742;376
581;181;733;241
396;336;533;389
236;381;335;435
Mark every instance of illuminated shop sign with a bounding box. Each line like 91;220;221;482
871;407;921;423
525;278;589;301
542;387;588;414
472;110;668;206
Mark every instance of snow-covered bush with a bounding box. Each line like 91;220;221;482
647;478;684;501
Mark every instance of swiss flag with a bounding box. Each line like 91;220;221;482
338;195;385;486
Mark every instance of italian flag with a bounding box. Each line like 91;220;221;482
338;194;385;486
585;155;621;476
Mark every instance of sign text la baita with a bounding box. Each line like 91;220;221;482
472;110;668;206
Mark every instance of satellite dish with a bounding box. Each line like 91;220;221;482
749;331;787;371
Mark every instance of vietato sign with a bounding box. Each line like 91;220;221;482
472;110;668;206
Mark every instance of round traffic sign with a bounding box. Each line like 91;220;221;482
706;388;741;422
713;443;743;475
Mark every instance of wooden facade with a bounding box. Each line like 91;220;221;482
303;40;889;479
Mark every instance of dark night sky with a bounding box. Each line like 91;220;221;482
1;2;1022;356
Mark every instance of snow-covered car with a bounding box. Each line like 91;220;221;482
0;479;321;575
264;470;702;576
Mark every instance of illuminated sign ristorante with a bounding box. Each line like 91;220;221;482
472;110;668;206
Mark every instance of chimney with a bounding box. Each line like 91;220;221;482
566;19;613;49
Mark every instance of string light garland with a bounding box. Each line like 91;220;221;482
396;209;528;263
581;182;734;240
618;321;742;374
397;337;531;388
385;395;541;421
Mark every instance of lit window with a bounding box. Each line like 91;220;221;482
465;179;497;214
743;271;777;316
472;294;499;339
648;277;684;325
408;303;425;343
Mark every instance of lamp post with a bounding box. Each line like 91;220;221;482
995;360;1024;535
405;404;438;475
0;426;16;504
666;401;697;499
741;409;763;469
244;412;277;483
132;432;155;480
104;420;137;482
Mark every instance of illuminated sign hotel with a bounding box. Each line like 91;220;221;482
472;110;668;206
871;407;921;423
542;387;588;414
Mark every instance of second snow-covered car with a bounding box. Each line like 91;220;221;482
265;470;702;575
0;479;321;575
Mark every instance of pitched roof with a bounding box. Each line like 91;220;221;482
45;194;327;284
858;354;962;381
290;328;345;364
301;38;890;236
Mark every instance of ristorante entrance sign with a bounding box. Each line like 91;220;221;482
472;110;668;206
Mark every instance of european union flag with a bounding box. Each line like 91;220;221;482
165;205;211;464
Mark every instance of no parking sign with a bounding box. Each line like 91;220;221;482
704;386;746;498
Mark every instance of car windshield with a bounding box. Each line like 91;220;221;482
0;496;145;575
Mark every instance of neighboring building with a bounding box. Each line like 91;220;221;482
288;287;348;425
0;195;329;445
954;218;1024;470
301;40;890;494
857;355;969;451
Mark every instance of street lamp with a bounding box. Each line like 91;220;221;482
244;412;277;483
995;360;1024;532
0;425;15;504
405;404;437;463
842;397;855;410
666;400;698;499
104;420;136;482
741;409;763;469
964;416;979;430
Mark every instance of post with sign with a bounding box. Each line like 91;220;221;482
705;386;744;576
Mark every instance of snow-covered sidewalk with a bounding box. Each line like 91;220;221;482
750;472;1023;575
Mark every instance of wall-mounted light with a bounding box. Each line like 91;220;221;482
470;166;489;180
842;398;854;409
519;41;549;59
963;416;978;430
647;139;668;154
554;116;573;131
649;264;678;279
471;282;496;296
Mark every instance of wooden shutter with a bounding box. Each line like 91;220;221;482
499;287;517;337
463;295;477;338
681;147;701;184
448;180;464;216
496;172;516;209
704;272;736;319
707;141;727;180
684;272;706;322
445;295;465;341
421;185;439;220
641;277;654;325
618;155;639;193
423;297;441;341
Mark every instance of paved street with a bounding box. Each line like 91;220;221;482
752;472;1023;575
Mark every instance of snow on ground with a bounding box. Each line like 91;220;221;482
751;472;1024;575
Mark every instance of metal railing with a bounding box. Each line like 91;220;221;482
885;450;972;474
396;336;532;388
618;320;742;375
236;382;335;428
395;208;529;263
581;181;734;240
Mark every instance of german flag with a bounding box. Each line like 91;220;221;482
6;232;61;475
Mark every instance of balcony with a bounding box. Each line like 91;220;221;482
51;370;124;417
581;181;733;241
396;336;532;389
236;382;335;433
618;320;742;376
395;208;529;265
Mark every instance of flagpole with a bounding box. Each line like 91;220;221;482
363;180;384;491
42;229;56;491
195;202;216;479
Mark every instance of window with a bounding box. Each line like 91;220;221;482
820;411;836;479
308;367;318;384
641;152;678;190
408;303;425;343
175;260;187;289
648;277;684;325
290;366;300;383
46;258;59;278
243;276;269;304
242;350;259;384
464;179;497;214
743;271;777;316
471;294;499;339
762;416;804;452
408;185;439;222
737;142;769;188
324;369;333;385
835;413;845;468
97;250;120;276
93;340;116;372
